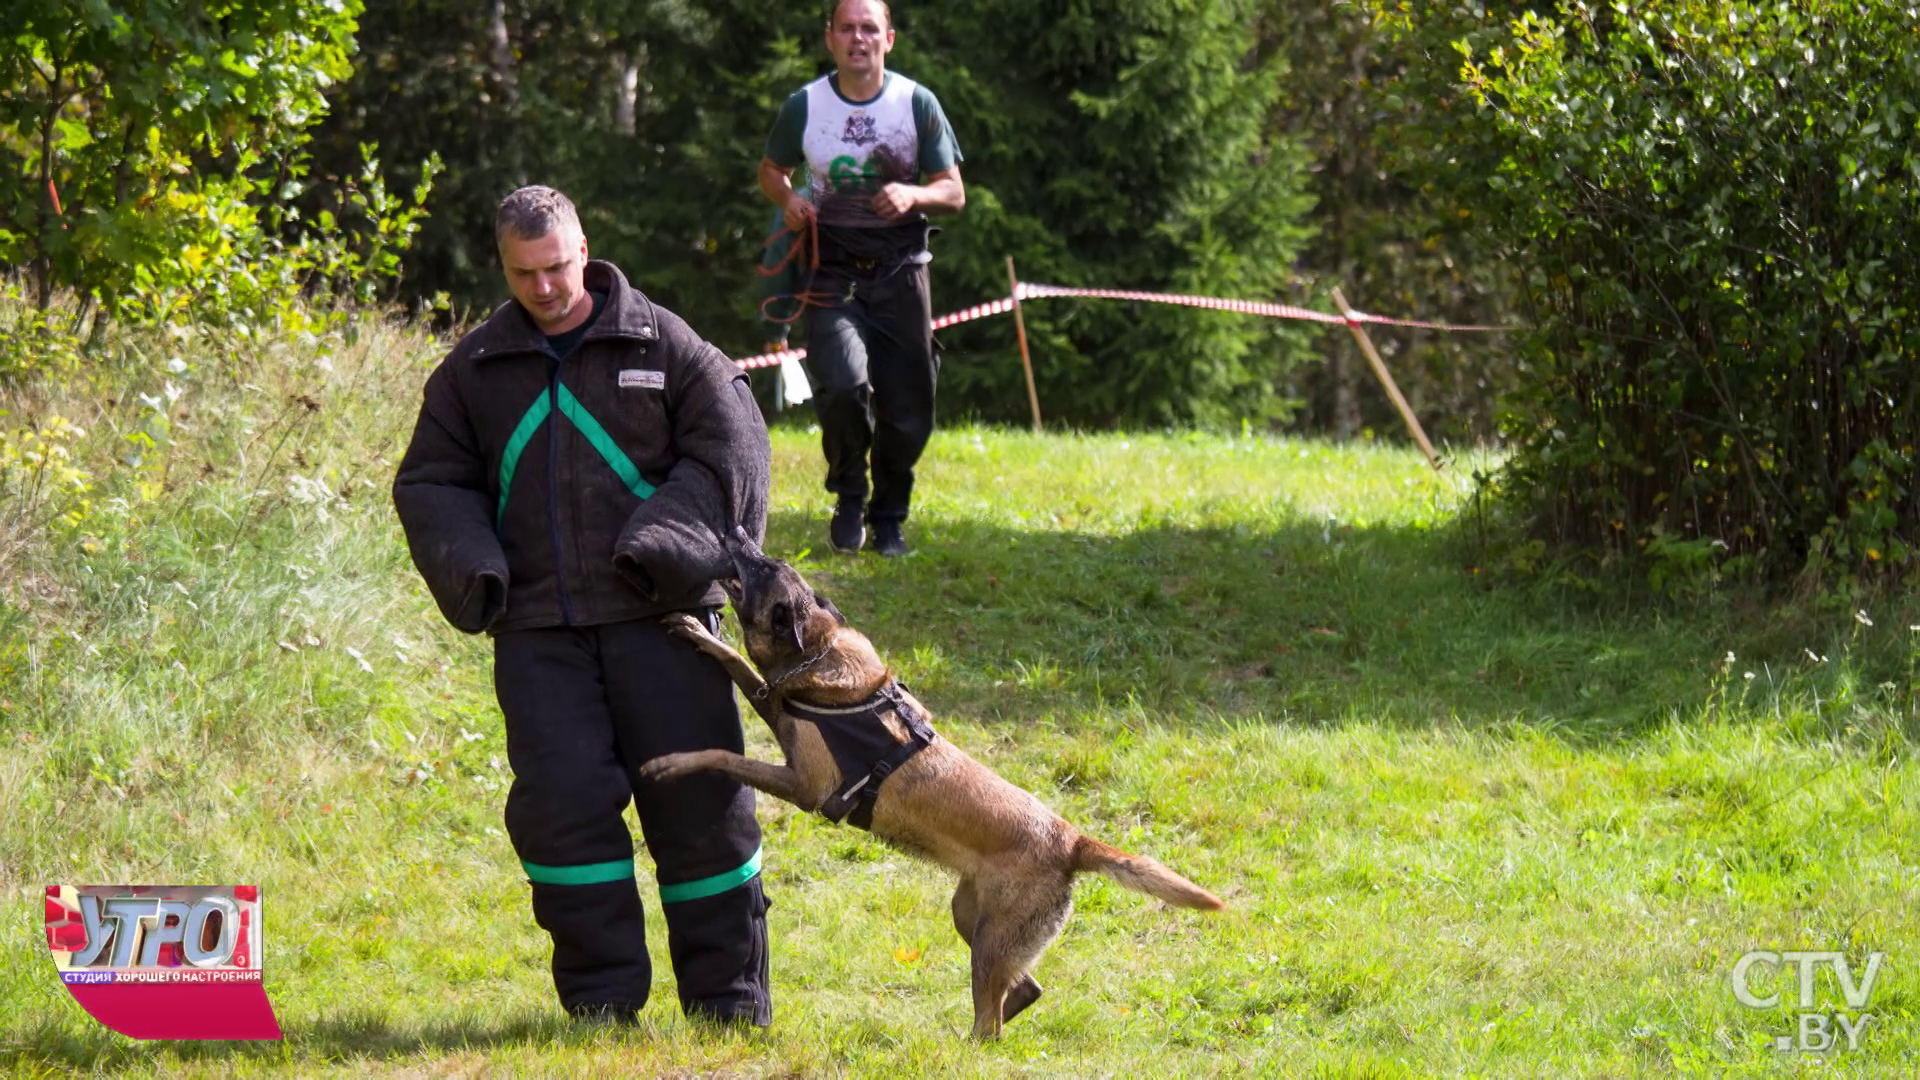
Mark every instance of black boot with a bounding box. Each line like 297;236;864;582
868;518;908;557
829;499;866;554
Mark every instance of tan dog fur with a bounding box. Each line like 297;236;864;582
638;530;1223;1039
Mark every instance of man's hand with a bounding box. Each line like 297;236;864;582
782;193;815;232
875;167;964;220
761;157;815;231
871;183;919;220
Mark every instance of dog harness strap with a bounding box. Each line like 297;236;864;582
788;681;937;831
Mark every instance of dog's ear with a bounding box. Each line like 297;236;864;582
771;600;804;655
813;591;847;626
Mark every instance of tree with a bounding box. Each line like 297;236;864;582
308;0;814;328
1259;0;1525;445
313;0;1318;428
1455;1;1920;586
0;1;362;318
886;0;1317;427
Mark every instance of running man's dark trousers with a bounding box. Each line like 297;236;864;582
493;615;770;1025
803;261;937;524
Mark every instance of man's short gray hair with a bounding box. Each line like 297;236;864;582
829;0;891;29
495;185;581;245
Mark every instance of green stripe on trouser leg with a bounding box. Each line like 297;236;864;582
658;846;762;903
521;858;637;886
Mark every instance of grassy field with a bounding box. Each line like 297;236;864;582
1;311;1915;1076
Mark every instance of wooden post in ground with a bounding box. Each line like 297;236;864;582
1006;256;1043;433
1331;287;1441;471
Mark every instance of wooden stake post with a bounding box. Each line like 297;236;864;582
1007;256;1043;432
1331;287;1441;471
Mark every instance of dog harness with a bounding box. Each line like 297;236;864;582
783;681;937;831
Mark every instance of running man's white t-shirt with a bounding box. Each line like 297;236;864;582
764;72;962;231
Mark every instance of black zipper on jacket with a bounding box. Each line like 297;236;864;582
544;354;577;625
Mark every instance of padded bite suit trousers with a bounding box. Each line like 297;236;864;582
493;613;770;1025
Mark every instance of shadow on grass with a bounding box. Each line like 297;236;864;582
1;1011;584;1071
758;508;1880;742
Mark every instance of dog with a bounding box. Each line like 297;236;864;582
638;529;1224;1039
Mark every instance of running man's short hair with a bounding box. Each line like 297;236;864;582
828;0;891;29
495;186;581;245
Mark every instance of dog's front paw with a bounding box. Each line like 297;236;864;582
661;612;709;642
638;752;701;783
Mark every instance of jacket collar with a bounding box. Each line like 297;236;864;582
466;260;659;360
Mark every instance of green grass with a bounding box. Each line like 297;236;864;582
1;310;1915;1076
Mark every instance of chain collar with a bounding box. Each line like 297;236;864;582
762;641;834;699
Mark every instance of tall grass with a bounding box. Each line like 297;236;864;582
0;303;1913;1076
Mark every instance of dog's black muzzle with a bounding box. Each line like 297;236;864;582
724;528;786;617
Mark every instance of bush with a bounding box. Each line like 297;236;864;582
2;3;441;343
1457;2;1920;590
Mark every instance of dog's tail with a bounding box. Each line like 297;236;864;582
1072;836;1225;911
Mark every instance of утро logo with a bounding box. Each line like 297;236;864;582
44;885;282;1040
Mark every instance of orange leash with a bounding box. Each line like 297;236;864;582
757;213;844;327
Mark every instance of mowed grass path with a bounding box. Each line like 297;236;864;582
0;320;1914;1076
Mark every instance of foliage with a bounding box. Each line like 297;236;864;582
106;142;445;336
310;0;1318;428
0;410;90;578
899;0;1316;428
1260;0;1526;445
1451;1;1920;588
307;1;819;326
0;0;361;316
0;276;86;381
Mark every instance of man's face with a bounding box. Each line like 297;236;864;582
826;0;893;80
500;226;589;333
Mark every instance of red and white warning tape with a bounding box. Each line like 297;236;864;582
733;283;1504;370
736;295;1021;371
1012;283;1345;326
738;347;806;371
935;295;1020;332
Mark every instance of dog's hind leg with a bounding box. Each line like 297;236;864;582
965;876;1072;1039
637;749;810;807
967;935;1016;1040
952;878;1042;1026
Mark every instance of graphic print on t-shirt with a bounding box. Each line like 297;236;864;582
764;71;963;231
805;79;920;228
842;114;879;147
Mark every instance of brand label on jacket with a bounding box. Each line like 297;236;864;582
618;369;665;390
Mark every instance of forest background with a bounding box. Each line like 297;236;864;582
4;0;1919;590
